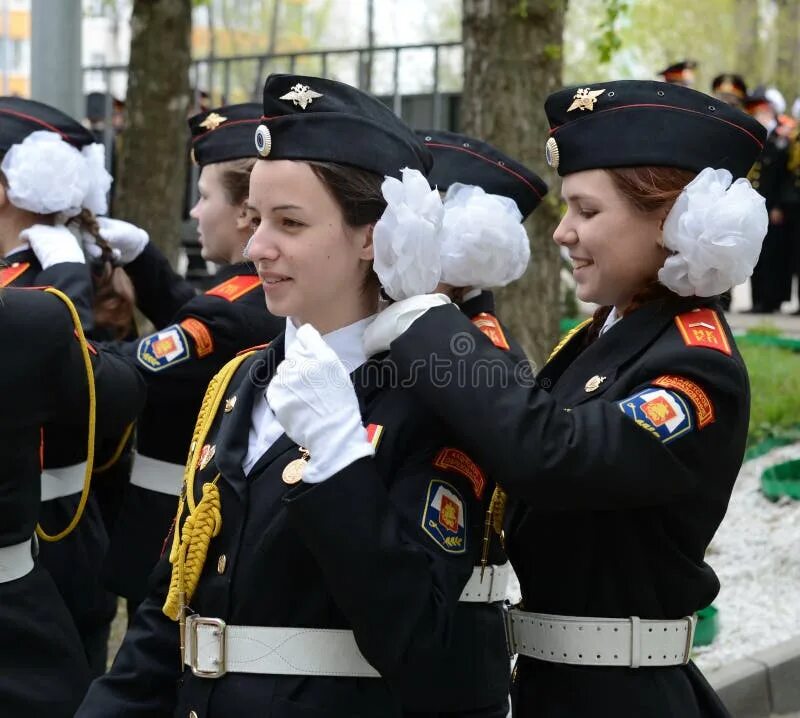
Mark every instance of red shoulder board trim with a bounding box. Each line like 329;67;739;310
0;261;31;287
75;329;99;355
674;308;731;356
366;423;384;450
653;375;715;429
235;342;269;357
205;275;261;302
434;447;486;499
179;318;214;358
471;312;510;350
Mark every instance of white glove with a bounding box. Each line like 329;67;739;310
266;324;374;483
363;293;451;357
20;224;85;269
96;217;149;264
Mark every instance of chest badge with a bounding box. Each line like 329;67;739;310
584;375;606;393
197;444;216;470
282;447;310;485
224;395;237;413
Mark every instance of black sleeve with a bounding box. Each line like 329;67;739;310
35;261;95;334
389;304;746;512
124;242;196;328
284;449;485;695
75;559;180;716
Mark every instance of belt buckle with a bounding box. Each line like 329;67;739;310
503;608;517;658
189;616;227;678
682;615;697;664
481;564;496;602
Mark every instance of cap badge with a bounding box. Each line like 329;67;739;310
279;83;323;110
255;124;272;157
567;87;606;113
545;137;560;169
199;112;227;130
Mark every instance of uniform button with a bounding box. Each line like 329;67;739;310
189;711;198;718
217;554;227;574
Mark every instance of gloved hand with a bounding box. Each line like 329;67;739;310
96;216;149;264
363;293;451;357
266;324;374;483
20;224;85;269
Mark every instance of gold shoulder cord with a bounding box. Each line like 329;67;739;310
161;350;256;665
480;317;593;572
36;288;97;543
92;422;135;474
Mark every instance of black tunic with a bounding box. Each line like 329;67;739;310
78;333;508;718
386;295;746;718
101;264;284;603
0;288;145;718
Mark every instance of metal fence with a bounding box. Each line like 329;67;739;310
83;41;464;282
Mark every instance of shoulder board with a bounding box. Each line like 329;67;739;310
0;261;31;287
471;312;510;350
547;317;592;363
205;275;261;302
236;342;269;357
674;308;731;356
179;317;214;358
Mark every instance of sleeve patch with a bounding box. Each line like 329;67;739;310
618;388;694;443
179;317;214;358
674;308;731;356
433;447;486;499
136;325;190;372
421;480;467;554
653;375;715;429
0;261;31;287
205;275;261;302
471;312;510;350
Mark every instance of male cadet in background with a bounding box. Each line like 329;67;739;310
711;73;748;109
658;59;697;87
746;86;793;313
98;103;284;616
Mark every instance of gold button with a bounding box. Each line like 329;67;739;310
189;712;198;718
217;554;227;574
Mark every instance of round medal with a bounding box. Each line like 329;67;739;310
282;458;306;485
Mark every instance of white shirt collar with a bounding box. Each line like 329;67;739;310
284;314;375;374
600;307;621;335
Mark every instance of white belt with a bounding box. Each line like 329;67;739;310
41;462;87;501
0;538;34;583
506;610;696;668
458;563;511;603
129;453;185;496
184;615;380;679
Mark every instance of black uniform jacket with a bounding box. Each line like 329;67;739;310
102;264;283;601
387;295;748;718
0;246;95;331
123;241;197;329
0;288;145;718
79;332;509;718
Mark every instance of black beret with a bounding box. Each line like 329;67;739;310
417;129;548;220
256;74;431;177
544;80;766;179
189;102;262;166
0;96;95;154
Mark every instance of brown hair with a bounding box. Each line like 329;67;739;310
217;157;256;206
307;161;386;293
586;165;697;341
69;209;137;340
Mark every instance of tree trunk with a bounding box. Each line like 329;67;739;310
774;0;800;102
113;0;191;265
461;0;566;368
734;0;761;79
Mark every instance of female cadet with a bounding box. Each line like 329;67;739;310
78;74;509;718
0;95;135;674
358;80;768;717
99;103;284;617
0;285;145;717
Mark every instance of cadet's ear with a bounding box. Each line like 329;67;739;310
235;200;250;231
358;223;375;262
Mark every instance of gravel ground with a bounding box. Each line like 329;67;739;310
693;443;800;673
